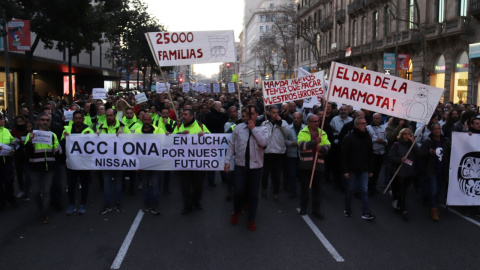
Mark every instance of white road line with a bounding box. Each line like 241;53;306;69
111;210;145;270
440;205;480;227
297;208;345;262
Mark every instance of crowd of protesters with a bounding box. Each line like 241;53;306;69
0;85;479;229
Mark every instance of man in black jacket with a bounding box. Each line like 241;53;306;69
341;116;376;220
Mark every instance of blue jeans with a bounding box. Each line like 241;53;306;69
141;171;160;207
30;170;54;216
102;171;123;207
233;166;262;221
287;157;299;196
344;171;370;214
426;170;444;208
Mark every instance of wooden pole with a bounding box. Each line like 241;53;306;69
158;65;179;121
382;124;425;194
309;63;335;188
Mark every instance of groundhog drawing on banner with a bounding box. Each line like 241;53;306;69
402;87;433;123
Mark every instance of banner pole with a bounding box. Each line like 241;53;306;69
309;62;336;188
382;124;425;194
157;65;179;121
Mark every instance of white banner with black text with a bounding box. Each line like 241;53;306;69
65;134;230;171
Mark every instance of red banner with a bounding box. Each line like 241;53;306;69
397;54;410;71
7;20;31;52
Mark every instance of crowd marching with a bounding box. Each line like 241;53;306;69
0;87;479;230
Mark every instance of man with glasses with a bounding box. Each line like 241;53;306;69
25;113;60;224
341;116;376;220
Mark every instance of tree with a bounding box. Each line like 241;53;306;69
251;3;296;81
2;0;120;111
104;0;166;91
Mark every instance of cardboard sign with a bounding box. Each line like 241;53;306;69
145;30;237;66
32;130;53;145
213;83;220;93
64;110;75;122
135;93;148;104
182;82;190;92
228;83;235;93
92;88;107;100
156;82;170;93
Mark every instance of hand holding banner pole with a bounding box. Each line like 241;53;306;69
382;124;425;194
309;63;335;188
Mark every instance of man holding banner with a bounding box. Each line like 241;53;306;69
134;113;164;215
97;109;131;215
174;109;210;215
61;111;94;215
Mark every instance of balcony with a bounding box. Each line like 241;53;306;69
375;39;384;50
352;45;363;55
469;0;480;21
347;0;366;16
364;42;373;53
320;15;333;32
330;50;346;60
443;17;473;37
366;0;379;5
401;29;421;44
424;23;443;40
336;9;346;24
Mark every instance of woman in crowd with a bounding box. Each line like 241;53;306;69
389;128;421;221
420;123;449;221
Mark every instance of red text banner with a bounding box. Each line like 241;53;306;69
328;62;444;124
145;30;236;67
262;71;325;106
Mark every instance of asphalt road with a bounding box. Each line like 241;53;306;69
1;170;480;270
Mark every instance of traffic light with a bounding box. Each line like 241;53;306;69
255;78;259;84
226;63;231;68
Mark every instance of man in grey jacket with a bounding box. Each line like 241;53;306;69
225;105;270;231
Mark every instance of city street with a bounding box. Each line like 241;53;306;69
1;171;480;270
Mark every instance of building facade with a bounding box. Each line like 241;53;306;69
296;0;480;105
1;32;119;113
240;0;294;88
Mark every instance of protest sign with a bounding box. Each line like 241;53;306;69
92;88;107;100
328;62;444;124
32;130;53;145
64;110;74;122
296;69;322;108
183;82;190;92
7;20;31;51
213;83;220;93
135;93;148;104
0;143;13;156
262;71;325;106
205;84;211;93
228;82;235;93
145;30;236;67
200;84;206;92
156;82;169;93
447;132;480;206
65;134;230;171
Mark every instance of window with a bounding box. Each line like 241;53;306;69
408;0;415;29
361;16;366;44
261;15;265;22
458;0;467;16
266;14;271;22
352;20;357;46
266;25;270;32
260;26;264;33
270;3;274;8
436;0;444;22
373;11;378;41
384;6;391;36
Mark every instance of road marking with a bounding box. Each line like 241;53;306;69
297;208;345;262
111;210;144;270
440;205;480;227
